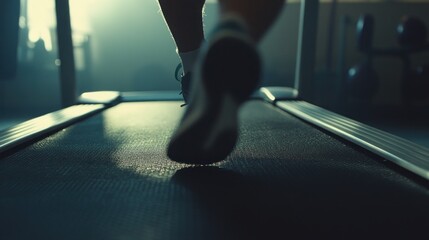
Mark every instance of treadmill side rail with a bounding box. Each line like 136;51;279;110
277;100;429;181
259;87;299;103
0;104;105;155
78;91;122;106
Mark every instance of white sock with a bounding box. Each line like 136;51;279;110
178;48;201;75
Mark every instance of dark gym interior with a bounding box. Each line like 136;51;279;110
1;0;429;239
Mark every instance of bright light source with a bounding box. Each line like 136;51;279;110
69;0;91;34
28;29;41;42
26;0;56;51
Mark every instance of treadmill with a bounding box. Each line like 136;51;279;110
1;1;428;239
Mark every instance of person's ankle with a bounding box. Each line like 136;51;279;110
177;47;201;75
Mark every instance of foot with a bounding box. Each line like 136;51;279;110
167;19;261;164
175;64;192;106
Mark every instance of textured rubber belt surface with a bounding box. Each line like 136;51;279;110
0;101;428;240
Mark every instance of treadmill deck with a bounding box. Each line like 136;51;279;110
1;101;428;239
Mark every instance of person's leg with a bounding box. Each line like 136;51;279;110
167;0;285;164
158;0;205;74
158;0;206;104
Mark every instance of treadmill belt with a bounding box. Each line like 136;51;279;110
1;101;428;239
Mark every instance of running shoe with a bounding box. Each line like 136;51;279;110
168;19;261;164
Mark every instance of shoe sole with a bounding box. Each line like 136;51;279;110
167;31;261;164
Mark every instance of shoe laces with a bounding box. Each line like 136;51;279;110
175;63;188;107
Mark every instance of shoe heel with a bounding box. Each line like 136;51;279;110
202;35;261;102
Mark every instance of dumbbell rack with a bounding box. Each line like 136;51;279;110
351;14;429;105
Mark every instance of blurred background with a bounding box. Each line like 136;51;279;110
1;0;429;145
